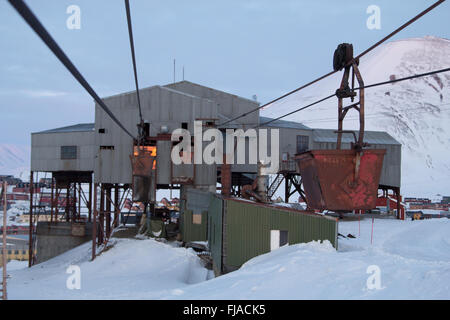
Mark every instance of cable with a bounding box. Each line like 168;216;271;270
124;0;144;125
356;67;450;90
219;0;446;127
257;67;450;128
8;0;136;140
301;105;450;125
255;93;336;129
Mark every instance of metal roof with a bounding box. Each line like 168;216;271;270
165;80;260;105
312;129;401;145
34;123;95;134
259;116;310;130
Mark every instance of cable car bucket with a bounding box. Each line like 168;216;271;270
130;145;156;203
295;43;386;211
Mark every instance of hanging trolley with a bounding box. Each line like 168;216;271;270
295;43;386;211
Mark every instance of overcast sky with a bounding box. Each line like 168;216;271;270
1;0;449;146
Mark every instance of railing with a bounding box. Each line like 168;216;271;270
279;160;297;172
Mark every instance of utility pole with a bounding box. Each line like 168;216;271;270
2;181;7;300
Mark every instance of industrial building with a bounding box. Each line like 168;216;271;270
28;80;402;267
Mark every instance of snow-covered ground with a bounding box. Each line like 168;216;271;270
4;217;450;300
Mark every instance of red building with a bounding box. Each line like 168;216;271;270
376;194;405;220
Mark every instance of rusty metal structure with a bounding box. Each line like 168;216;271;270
295;43;387;212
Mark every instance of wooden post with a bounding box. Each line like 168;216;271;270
99;185;104;245
105;186;111;238
54;188;60;223
78;183;81;221
50;176;54;223
114;184;119;228
88;182;92;222
65;184;70;222
91;183;98;260
2;182;8;299
284;175;290;203
28;171;33;267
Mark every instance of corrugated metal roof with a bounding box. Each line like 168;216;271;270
34;123;95;134
312;129;401;145
259;117;310;130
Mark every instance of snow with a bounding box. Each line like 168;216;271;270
6;238;209;299
0;260;28;271
4;217;450;299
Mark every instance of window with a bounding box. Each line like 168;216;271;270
143;122;150;137
192;213;202;225
61;146;77;159
296;135;309;154
100;146;115;150
98;128;106;134
14;250;19;255
270;230;289;251
181;122;188;130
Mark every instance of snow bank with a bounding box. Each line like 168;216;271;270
7;238;209;300
164;218;450;300
5;218;450;299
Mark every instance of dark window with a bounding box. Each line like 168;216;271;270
61;146;77;159
100;146;115;150
14;250;19;254
296;135;309;153
181;122;188;130
98;128;106;134
143;123;150;137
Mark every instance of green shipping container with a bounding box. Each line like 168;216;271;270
208;196;338;275
180;188;210;243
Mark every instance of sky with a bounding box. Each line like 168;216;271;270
0;0;449;146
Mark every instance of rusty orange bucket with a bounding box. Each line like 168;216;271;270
295;149;386;211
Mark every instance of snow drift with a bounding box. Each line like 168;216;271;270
5;218;450;299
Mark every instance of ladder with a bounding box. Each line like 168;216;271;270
267;174;284;200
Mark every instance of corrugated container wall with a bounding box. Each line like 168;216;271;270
208;196;338;275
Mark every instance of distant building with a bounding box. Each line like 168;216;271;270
0;235;34;262
0;175;22;185
441;196;450;204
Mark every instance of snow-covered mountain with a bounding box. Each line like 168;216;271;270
263;36;450;198
0;143;30;180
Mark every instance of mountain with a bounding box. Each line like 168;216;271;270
262;36;450;198
0;143;30;181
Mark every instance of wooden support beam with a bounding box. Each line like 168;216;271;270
91;183;98;260
28;171;33;268
88;182;92;222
